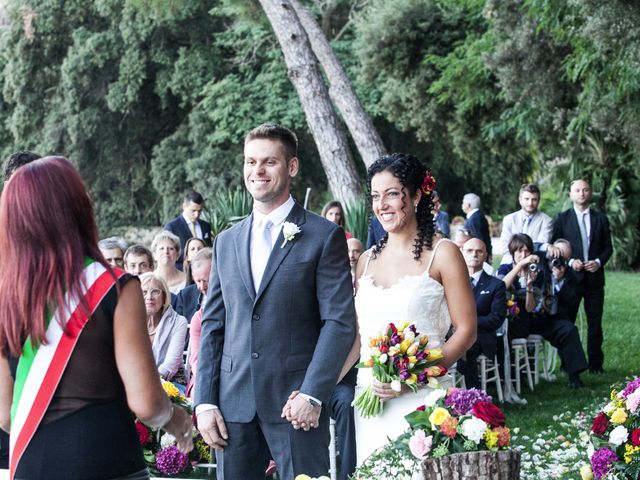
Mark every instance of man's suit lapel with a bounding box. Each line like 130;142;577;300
235;215;256;300
255;203;307;302
568;209;585;254
178;216;191;241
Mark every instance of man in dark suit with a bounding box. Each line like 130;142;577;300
164;191;212;269
531;239;588;388
432;191;450;238
458;238;506;388
551;179;612;373
195;124;356;480
462;193;492;259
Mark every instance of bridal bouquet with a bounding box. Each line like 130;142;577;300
135;380;212;477
353;322;447;418
580;377;640;480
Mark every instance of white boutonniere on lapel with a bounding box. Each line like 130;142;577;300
281;222;301;248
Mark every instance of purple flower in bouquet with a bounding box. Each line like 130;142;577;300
400;370;410;380
590;447;618;479
621;377;640;398
445;388;492;415
156;445;189;476
416;351;426;361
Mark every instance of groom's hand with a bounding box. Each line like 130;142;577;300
281;390;299;419
197;408;228;451
285;393;321;431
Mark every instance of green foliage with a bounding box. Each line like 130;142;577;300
205;187;253;236
344;198;369;244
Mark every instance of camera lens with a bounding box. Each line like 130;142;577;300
550;258;566;268
528;263;538;272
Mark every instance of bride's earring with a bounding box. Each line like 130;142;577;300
414;203;418;213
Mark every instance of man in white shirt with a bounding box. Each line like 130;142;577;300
164;191;212;269
499;183;556;264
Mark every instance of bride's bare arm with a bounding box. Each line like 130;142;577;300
430;241;477;368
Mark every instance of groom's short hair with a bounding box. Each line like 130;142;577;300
244;123;298;161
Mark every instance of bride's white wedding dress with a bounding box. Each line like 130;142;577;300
354;239;454;466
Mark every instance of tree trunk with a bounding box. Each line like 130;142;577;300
290;0;387;167
422;450;521;480
258;0;362;204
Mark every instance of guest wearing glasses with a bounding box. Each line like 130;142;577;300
140;272;188;382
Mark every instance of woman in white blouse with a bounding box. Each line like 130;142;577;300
139;272;188;381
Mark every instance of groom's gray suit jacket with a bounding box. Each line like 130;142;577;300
195;202;356;423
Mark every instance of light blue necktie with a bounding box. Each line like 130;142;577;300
578;212;589;261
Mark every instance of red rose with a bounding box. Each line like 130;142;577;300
591;412;609;436
380;344;389;353
472;401;505;427
631;429;640;446
416;405;426;411
135;421;151;445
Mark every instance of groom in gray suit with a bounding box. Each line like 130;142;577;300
195;124;357;480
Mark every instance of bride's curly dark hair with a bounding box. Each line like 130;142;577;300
367;153;435;261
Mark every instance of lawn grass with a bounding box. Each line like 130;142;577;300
501;270;640;478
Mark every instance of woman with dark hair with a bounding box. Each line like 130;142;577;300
497;233;543;339
321;200;354;239
0;157;192;479
183;237;206;286
340;153;476;465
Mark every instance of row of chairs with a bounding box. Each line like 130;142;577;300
453;318;558;402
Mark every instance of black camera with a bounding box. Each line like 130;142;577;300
549;257;566;268
528;262;539;273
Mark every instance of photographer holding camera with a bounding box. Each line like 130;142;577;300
533;239;588;388
498;233;544;340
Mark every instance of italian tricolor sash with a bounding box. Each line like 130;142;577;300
9;260;123;479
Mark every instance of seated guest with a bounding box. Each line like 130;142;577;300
98;236;128;268
164;191;212;269
456;229;493;275
172;241;207;324
185;248;213;398
152;230;186;294
432;191;450;238
2;150;41;181
531;239;588;388
497;233;542;340
458;238;506;388
124;244;154;276
140;272;188;382
183;237;207;286
322;200;353;239
347;237;364;288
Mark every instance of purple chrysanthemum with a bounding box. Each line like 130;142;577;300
590;447;618;479
621;377;640;399
444;388;492;415
156;445;189;476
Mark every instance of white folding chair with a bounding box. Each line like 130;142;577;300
511;337;534;393
329;418;337;480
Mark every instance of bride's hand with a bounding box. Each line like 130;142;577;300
371;380;407;401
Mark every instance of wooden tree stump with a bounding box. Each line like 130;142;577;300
421;450;521;480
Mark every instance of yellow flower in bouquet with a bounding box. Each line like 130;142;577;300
610;408;627;424
162;380;180;398
579;464;594;480
426;348;443;361
428;407;450;428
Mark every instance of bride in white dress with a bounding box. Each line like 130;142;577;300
340;153;477;467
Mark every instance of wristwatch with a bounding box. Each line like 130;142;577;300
307;396;321;408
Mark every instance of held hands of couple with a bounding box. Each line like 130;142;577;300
281;391;321;431
197;408;229;451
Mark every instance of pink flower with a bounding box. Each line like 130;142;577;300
409;429;433;459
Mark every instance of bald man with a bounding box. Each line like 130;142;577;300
552;179;612;373
458;238;506;388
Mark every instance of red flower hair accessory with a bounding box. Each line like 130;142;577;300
421;171;436;196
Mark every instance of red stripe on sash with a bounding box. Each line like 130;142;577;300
10;269;123;479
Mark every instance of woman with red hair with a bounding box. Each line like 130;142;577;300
0;157;193;479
